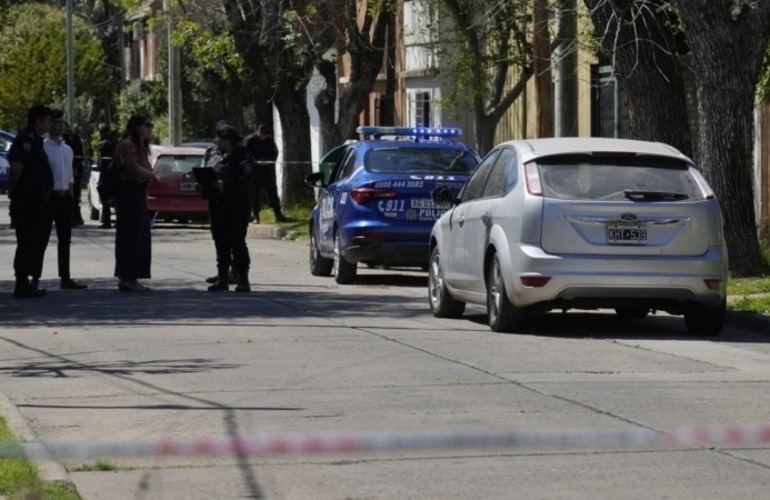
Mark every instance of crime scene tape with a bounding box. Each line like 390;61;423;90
2;424;770;459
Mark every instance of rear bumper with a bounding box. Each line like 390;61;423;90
342;231;430;267
506;243;728;310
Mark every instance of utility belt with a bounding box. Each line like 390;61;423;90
52;189;71;196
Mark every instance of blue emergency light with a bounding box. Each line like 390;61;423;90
356;126;462;139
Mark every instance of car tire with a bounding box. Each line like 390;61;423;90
309;227;333;276
684;299;726;336
614;307;649;320
333;232;357;284
428;246;465;318
486;253;524;333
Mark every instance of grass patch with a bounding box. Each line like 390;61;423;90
259;203;312;241
727;276;770;295
728;294;770;315
0;416;80;499
70;460;119;472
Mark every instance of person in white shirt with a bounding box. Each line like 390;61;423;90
41;109;87;290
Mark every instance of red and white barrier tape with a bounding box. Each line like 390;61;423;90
3;424;770;460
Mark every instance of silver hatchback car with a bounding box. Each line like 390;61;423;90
428;138;728;335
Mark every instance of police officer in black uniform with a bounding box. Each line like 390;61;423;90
199;120;254;292
8;105;54;298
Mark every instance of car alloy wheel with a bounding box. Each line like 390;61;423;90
333;232;357;284
309;227;333;276
428;246;465;318
486;253;524;333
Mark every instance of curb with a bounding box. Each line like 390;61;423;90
0;391;72;488
247;223;288;240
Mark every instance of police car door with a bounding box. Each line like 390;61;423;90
319;148;357;253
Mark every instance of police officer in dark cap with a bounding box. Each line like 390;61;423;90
198;120;254;292
8;104;54;298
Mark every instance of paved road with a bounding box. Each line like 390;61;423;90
2;199;770;499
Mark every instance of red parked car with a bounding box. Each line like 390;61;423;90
147;146;209;224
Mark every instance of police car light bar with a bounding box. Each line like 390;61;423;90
356;126;462;139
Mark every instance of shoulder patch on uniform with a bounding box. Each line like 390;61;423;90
23;142;31;151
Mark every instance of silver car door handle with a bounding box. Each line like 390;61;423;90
458;214;464;226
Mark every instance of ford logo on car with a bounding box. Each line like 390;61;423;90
620;213;637;221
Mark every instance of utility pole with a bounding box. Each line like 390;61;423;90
165;0;182;145
66;0;75;125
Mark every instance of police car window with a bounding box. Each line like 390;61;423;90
338;150;358;180
461;150;500;202
330;149;355;183
480;148;516;198
364;148;477;174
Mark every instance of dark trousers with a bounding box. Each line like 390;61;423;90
209;198;250;277
114;182;152;280
42;192;74;280
12;202;49;284
72;175;83;223
250;169;282;219
100;199;112;224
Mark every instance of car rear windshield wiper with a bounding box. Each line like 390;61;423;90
624;190;690;201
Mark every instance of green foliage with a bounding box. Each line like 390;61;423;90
428;0;532;112
116;80;168;142
0;2;111;130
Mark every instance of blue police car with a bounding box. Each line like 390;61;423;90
305;126;479;284
0;130;14;193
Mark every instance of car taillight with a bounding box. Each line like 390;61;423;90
349;188;397;204
148;178;162;190
524;162;542;196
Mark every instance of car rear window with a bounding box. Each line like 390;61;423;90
154;155;202;174
364;147;477;174
537;154;704;201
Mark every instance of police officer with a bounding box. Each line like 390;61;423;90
199;120;254;292
245;123;287;223
8;105;54;298
96;123;116;228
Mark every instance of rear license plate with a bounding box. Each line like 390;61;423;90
607;224;647;243
179;182;197;191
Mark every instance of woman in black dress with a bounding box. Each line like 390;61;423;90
113;114;157;292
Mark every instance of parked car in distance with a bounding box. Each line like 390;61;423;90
0;130;15;193
305;126;480;284
428;137;728;335
147;146;208;224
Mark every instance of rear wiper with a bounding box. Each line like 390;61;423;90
624;190;689;201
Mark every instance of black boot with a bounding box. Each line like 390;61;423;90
235;273;250;293
208;271;229;292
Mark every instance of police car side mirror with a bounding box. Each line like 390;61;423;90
305;171;326;188
432;186;458;206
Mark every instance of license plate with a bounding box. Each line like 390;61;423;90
179;182;197;191
607;224;647;243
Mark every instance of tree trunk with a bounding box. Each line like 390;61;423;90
274;85;315;208
676;0;770;276
584;0;692;156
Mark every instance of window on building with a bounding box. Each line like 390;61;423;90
591;64;630;138
407;90;432;127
